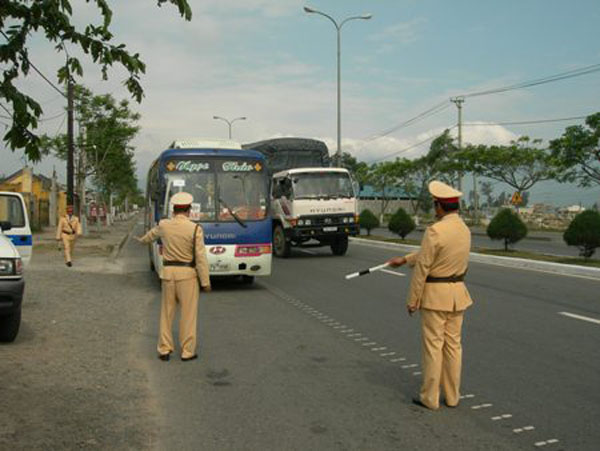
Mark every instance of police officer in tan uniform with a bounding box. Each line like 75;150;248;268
388;181;473;410
137;192;211;361
56;204;82;267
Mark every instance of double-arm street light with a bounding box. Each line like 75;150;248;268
304;6;372;167
213;116;247;139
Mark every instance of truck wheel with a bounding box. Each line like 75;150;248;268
331;236;349;256
273;225;291;258
0;308;21;342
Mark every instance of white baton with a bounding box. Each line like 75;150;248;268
345;262;390;280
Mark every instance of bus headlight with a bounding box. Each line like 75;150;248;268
235;244;272;257
0;258;21;276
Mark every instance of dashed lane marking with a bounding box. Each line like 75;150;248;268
491;414;513;421
558;311;600;325
471;403;493;410
412;371;422;376
534;439;559;447
390;358;406;362
460;394;475;399
380;352;396;357
371;347;387;351
401;364;418;369
513;426;535;433
362;342;377;346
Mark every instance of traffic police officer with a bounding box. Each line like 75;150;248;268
56;204;82;267
388;180;473;410
138;192;211;361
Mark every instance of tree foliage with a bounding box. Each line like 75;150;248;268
460;136;555;193
550;112;600;187
563;210;600;259
0;0;191;161
487;208;528;251
359;209;379;236
43;85;140;201
388;207;415;239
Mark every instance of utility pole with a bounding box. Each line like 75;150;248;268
66;77;75;207
451;96;478;220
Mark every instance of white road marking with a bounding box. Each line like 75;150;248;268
380;352;396;357
380;269;406;277
460;394;475;399
355;337;369;342
390;357;406;362
558;311;600;325
348;333;362;337
401;364;418;369
514;426;535;433
534;439;559;447
362;342;377;346
471;403;493;410
491;414;512;421
412;371;422;376
371;347;387;351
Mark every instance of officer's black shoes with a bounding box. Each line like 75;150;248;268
181;354;198;362
66;262;72;267
412;397;428;409
158;353;170;361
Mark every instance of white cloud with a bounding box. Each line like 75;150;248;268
368;18;426;54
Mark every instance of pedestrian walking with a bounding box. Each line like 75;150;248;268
137;192;211;362
387;180;473;410
56;204;82;267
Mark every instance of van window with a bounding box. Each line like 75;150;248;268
0;195;25;228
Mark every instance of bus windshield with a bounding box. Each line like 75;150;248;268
291;172;354;200
163;158;268;222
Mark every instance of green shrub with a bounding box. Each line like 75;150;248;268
563;210;600;259
359;209;379;236
388;207;415;239
487;208;528;251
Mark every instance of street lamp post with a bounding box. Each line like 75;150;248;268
304;6;372;167
213;116;247;139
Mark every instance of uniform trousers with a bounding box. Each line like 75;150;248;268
419;308;465;409
159;277;199;358
61;234;76;263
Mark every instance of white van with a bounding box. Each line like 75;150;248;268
0;219;25;342
0;192;33;266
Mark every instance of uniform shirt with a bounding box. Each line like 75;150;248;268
405;213;473;312
141;215;210;286
56;215;82;239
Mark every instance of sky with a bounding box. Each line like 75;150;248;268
2;0;600;207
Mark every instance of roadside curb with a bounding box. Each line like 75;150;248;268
109;215;140;261
350;237;600;281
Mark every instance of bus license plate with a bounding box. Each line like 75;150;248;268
323;226;337;232
210;263;230;272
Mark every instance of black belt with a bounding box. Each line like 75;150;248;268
163;261;194;267
426;273;466;283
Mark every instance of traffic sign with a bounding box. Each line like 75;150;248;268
511;191;523;205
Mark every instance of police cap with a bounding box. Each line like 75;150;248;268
428;180;462;202
171;191;194;206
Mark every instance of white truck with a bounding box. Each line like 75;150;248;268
270;167;359;257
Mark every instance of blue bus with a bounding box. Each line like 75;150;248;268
145;140;272;283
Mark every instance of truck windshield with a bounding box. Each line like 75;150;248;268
164;158;268;222
292;173;354;200
0;194;25;228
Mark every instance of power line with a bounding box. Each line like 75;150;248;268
462;115;589;127
371;126;457;163
460;62;600;98
363;101;451;143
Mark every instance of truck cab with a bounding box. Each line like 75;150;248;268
271;167;359;257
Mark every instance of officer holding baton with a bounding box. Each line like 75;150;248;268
137;192;211;362
387;180;473;410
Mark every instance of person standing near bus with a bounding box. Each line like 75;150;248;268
137;192;211;361
387;181;473;410
56;204;82;267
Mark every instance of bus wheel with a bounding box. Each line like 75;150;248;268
241;275;255;285
273;225;291;258
331;236;348;256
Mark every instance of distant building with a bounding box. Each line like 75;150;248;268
357;184;414;220
0;167;67;228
